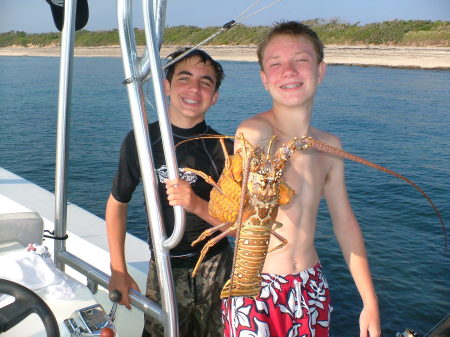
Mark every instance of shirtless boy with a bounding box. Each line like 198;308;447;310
222;21;381;337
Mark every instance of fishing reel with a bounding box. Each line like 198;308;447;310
395;329;420;337
64;290;121;337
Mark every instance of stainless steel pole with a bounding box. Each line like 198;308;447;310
54;0;77;271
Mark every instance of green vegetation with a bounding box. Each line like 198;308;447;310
308;19;450;46
1;20;449;48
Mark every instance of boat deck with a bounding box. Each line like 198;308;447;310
0;167;149;336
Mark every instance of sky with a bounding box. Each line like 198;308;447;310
1;0;449;34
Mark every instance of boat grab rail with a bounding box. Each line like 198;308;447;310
51;0;180;336
117;0;185;249
56;250;163;321
117;0;181;336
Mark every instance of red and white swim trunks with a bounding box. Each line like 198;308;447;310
222;263;331;337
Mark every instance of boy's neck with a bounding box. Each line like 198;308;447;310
169;110;206;129
171;119;205;130
270;105;312;138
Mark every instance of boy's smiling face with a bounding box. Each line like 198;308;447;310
164;56;219;128
260;34;326;110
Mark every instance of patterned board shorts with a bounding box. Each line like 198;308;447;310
142;246;233;337
222;263;332;337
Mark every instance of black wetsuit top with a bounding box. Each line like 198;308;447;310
111;120;233;256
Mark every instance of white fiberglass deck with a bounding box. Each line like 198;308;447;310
0;167;149;336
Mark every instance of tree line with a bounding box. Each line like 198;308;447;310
1;19;449;48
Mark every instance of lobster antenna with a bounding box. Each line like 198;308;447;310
309;137;448;255
266;135;277;157
174;134;234;148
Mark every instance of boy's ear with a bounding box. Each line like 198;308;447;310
211;90;219;106
318;61;327;84
260;70;269;91
163;78;171;96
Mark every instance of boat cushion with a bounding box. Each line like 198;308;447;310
0;212;44;246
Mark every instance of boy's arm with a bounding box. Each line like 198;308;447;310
105;194;140;309
323;141;381;337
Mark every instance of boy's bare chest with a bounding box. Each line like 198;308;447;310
282;151;329;197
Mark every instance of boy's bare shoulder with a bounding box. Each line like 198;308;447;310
238;112;272;130
236;112;274;145
311;128;342;149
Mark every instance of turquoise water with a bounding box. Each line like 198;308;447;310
1;56;449;336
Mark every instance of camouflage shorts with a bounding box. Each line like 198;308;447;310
142;246;233;337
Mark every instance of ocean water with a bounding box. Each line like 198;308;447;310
1;56;449;336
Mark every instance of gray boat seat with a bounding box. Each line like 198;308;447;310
0;212;44;247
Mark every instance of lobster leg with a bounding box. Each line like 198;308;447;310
191;221;234;246
268;221;288;253
218;137;231;169
182;168;224;194
183;138;232;194
192;225;237;277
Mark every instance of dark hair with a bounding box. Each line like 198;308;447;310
165;47;225;91
257;21;324;69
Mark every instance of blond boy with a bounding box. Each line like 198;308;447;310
222;21;381;337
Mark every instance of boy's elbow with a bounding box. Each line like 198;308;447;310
333;218;361;237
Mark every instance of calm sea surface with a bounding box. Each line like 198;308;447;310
1;56;449;336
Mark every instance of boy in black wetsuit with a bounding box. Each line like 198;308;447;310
106;48;233;337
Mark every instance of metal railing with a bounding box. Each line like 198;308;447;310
52;0;182;336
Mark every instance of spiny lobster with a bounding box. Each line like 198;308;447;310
181;134;447;299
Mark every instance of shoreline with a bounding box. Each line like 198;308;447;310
1;45;449;70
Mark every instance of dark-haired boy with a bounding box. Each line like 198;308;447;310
106;48;233;337
222;21;381;337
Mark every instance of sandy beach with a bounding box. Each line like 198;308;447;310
1;45;449;70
